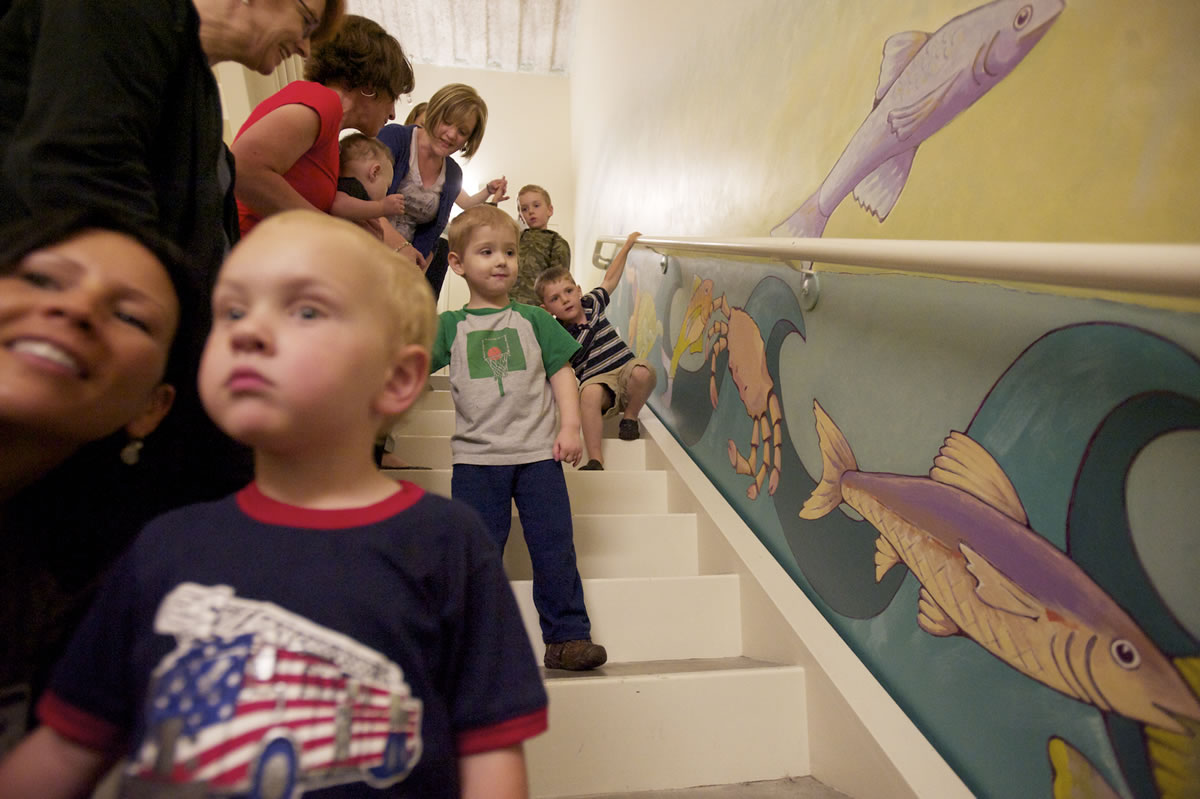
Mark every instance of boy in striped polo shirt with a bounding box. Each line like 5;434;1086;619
535;232;656;470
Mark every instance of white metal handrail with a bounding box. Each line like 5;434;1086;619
591;235;1200;299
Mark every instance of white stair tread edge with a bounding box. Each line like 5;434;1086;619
389;469;671;515
505;514;700;580
542;656;791;681
511;575;743;663
390;436;649;471
566;776;851;799
526;666;809;798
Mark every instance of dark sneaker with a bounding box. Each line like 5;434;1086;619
618;419;640;441
544;639;608;671
579;459;604;470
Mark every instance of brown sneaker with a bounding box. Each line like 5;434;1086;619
618;419;640;440
578;459;604;470
544;639;608;670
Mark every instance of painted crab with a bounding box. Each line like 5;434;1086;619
708;294;782;499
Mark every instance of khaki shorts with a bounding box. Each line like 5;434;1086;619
580;358;655;418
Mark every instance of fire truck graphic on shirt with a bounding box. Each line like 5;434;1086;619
126;583;423;798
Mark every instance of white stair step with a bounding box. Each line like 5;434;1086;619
395;396;649;441
526;658;808;798
412;388;455;410
512;575;742;663
390;408;455;437
389;469;671;515
389;436;649;471
504;514;699;580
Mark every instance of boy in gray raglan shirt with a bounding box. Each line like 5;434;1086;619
430;205;607;672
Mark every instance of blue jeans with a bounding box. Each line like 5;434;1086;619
452;460;591;643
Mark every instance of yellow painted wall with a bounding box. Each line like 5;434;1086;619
570;0;1200;261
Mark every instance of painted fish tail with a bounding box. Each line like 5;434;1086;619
799;400;858;519
1143;656;1200;798
1048;737;1122;799
771;193;828;239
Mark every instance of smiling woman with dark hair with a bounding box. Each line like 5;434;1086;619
0;209;208;751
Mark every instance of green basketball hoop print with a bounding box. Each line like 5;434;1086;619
467;328;526;396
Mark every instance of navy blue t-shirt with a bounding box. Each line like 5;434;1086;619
40;482;547;797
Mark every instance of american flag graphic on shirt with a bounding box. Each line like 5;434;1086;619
125;583;422;797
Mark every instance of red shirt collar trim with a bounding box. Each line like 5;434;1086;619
236;481;424;529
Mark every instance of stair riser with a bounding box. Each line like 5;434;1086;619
511;576;742;663
504;515;700;580
390;470;670;516
390;436;648;471
527;667;810;797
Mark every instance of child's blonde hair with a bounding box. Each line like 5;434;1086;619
518;184;551;206
338;133;392;171
446;205;520;256
254;212;435;356
533;266;574;301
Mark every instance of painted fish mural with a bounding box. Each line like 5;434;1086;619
1143;657;1200;798
707;294;782;499
798;400;1200;733
661;276;715;406
771;0;1064;239
1049;737;1122;799
626;266;663;363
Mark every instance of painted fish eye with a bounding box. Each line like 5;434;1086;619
1014;5;1033;29
1110;639;1141;670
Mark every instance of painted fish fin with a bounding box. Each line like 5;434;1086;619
887;73;959;142
930;432;1028;525
799;400;858;520
1048;737;1122;799
1174;655;1200;694
874;536;902;582
917;586;959;637
961;543;1042;620
1143;656;1200;796
771;193;828;239
876;31;930;106
852;149;916;222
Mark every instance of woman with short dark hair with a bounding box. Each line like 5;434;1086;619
232;14;413;235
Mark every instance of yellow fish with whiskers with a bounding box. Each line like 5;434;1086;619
800;400;1200;732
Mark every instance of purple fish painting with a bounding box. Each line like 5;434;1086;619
799;400;1200;733
772;0;1064;239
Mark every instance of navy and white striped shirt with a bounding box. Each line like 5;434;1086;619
565;287;635;384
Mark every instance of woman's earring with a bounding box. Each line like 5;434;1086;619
120;439;144;466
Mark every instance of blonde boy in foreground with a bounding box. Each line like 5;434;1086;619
434;205;607;671
0;212;547;798
536;232;656;470
511;184;570;305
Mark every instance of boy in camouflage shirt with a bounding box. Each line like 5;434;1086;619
513;184;570;305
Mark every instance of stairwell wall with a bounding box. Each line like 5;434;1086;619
570;2;1200;798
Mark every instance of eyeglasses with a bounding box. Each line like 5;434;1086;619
294;0;320;39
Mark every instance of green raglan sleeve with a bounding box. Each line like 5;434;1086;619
518;305;580;375
431;311;458;373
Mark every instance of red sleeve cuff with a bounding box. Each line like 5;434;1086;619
456;707;548;756
36;691;124;753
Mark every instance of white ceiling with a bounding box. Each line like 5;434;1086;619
347;0;578;75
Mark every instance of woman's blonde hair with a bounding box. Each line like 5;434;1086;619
305;15;413;101
404;101;427;126
423;84;488;159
